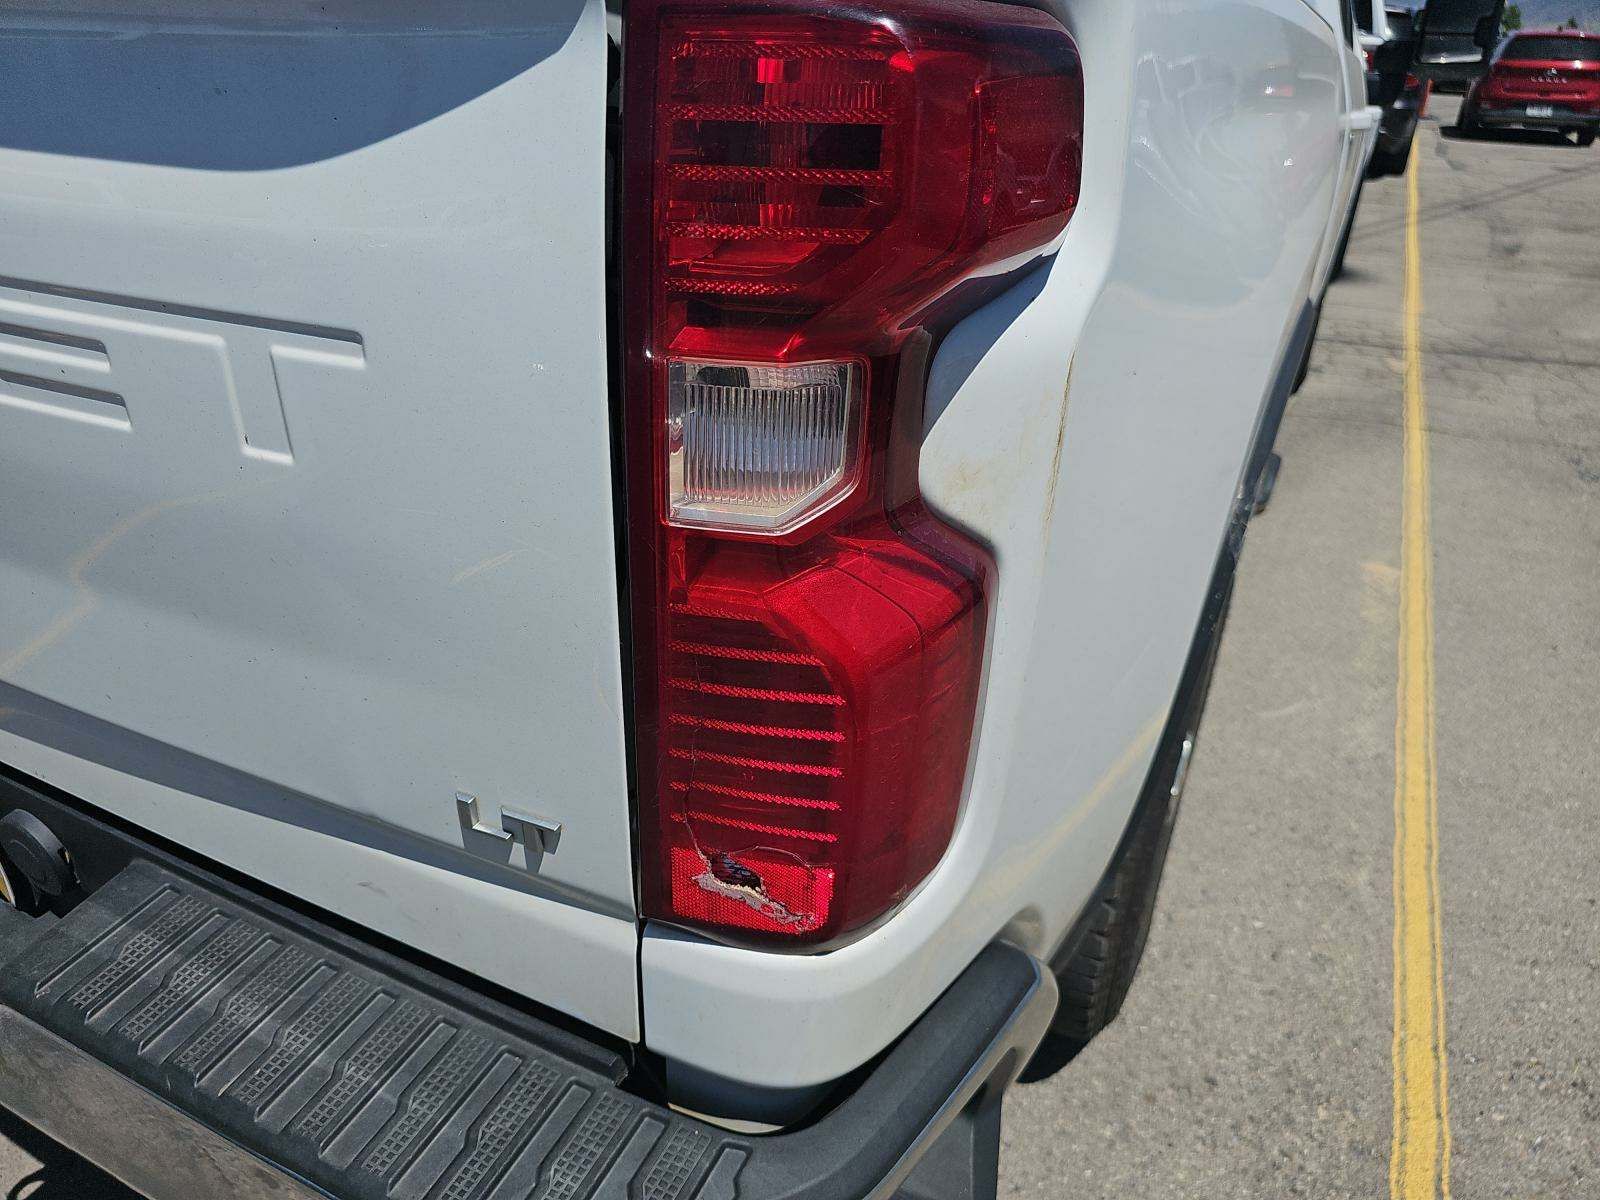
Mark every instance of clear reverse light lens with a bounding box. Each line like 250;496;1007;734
667;359;859;533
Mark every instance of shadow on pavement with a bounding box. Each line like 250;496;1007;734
0;1107;133;1200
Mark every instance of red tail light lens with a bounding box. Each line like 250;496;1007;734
623;0;1082;945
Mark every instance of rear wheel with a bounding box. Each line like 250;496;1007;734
1045;580;1228;1048
1368;143;1411;178
1252;451;1282;515
1292;303;1324;394
1329;177;1363;281
1578;130;1597;148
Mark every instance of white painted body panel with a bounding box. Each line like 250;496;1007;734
0;0;641;1038
0;0;1376;1087
643;0;1359;1086
1313;0;1387;296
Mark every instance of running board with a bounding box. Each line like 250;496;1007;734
0;858;1053;1200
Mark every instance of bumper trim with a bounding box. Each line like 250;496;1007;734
1473;106;1600;129
0;856;1053;1200
0;1001;330;1200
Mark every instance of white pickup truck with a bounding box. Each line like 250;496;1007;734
0;2;1497;1198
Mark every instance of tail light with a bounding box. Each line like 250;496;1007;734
622;0;1082;945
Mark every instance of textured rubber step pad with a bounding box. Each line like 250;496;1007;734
0;862;747;1200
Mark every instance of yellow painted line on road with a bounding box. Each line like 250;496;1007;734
1389;135;1452;1200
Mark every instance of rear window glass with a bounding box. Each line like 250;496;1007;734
1503;36;1598;61
1355;0;1375;32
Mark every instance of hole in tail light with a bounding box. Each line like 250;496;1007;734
623;0;1082;946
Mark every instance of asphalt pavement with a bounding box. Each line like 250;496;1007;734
3;95;1597;1200
1001;95;1600;1198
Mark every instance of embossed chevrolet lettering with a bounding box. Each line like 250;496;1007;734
0;279;364;464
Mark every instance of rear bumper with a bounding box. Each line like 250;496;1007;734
0;1004;326;1200
0;776;1055;1200
1473;104;1600;130
0;938;1052;1200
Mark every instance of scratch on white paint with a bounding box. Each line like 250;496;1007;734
450;547;528;586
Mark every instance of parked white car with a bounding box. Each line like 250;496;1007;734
0;1;1495;1197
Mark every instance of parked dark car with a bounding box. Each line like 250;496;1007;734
1358;1;1430;175
1372;69;1430;174
1374;8;1430;174
1459;30;1600;145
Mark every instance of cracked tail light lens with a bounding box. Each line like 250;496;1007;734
624;0;1081;945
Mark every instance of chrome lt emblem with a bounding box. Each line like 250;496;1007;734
456;792;562;874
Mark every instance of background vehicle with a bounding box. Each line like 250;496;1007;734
1459;30;1600;143
1321;0;1389;284
1365;5;1433;175
0;0;1497;1197
1418;0;1512;88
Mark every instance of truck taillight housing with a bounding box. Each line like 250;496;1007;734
622;0;1081;945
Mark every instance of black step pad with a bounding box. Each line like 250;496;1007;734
0;862;746;1200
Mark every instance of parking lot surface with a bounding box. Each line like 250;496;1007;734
3;96;1598;1200
1001;95;1600;1199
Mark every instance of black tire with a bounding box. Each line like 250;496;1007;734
1046;585;1228;1047
1368;141;1412;179
1329;178;1362;282
1578;130;1597;148
1292;303;1323;394
1252;451;1282;515
1292;343;1312;393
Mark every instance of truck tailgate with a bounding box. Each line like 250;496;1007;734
0;1;638;1036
